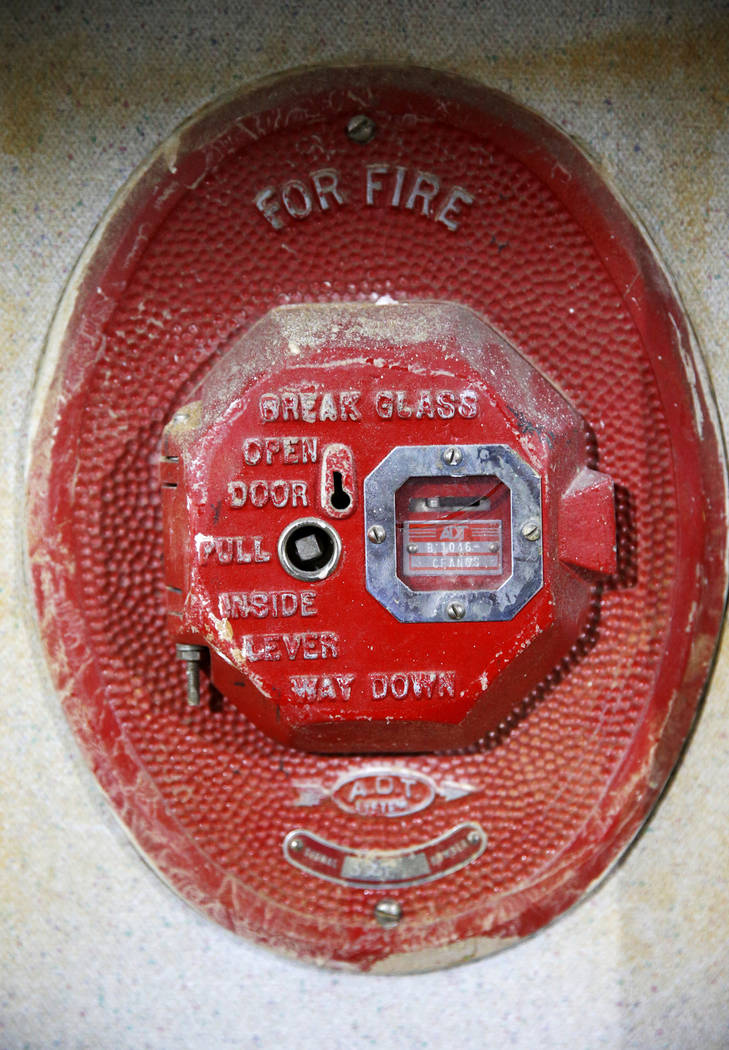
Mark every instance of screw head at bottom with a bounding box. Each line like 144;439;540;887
374;898;403;929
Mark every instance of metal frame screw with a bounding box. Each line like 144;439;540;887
374;898;403;929
467;829;482;846
346;114;376;143
289;836;304;853
442;446;463;467
521;520;541;542
447;601;466;621
368;524;386;544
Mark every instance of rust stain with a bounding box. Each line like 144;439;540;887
5;14;728;247
511;13;729;85
459;12;729;116
461;14;729;256
3;28;106;158
2;25;206;164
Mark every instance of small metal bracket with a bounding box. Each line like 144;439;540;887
176;644;204;706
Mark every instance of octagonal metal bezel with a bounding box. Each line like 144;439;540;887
364;444;543;623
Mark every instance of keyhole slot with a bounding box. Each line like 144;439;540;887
320;444;356;518
330;471;351;510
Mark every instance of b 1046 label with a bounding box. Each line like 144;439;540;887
404;519;502;575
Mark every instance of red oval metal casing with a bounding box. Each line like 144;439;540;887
26;67;727;972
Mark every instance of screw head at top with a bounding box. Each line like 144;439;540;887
374;898;403;929
346;114;377;144
442;446;463;467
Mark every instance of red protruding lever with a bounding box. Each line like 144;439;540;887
558;467;617;575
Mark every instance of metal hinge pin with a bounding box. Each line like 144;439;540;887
176;644;204;706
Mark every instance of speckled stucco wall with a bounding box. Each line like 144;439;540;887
2;2;729;1047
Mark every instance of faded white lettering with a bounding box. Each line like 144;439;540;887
196;535;271;565
281;179;313;219
227;479;308;509
311;168;345;210
255;165;473;232
218;591;317;619
255;168;346;229
242;632;339;662
369;671;455;700
259;391;361;423
436;186;475;231
405;170;441;215
242;436;318;466
374;389;478;420
364;165;475;230
289;674;356;701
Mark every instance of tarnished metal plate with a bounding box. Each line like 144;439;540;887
283;822;487;888
364;443;543;622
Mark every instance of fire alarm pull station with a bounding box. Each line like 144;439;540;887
27;67;727;971
161;303;616;753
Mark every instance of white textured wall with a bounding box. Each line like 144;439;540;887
3;2;728;1047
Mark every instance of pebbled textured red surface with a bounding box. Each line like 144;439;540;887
27;68;727;970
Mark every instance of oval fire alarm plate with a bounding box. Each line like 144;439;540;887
26;66;728;973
